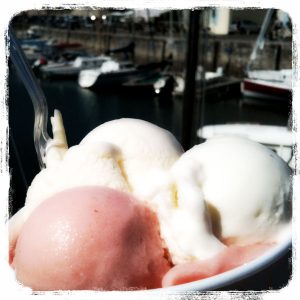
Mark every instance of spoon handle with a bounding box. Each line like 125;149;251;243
9;27;50;169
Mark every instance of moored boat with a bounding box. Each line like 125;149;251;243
241;69;292;101
39;55;112;79
78;60;171;90
241;10;292;102
122;73;175;96
197;123;294;168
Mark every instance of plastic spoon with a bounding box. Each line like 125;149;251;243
9;27;50;169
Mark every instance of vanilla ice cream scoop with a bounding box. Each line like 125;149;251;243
80;118;184;197
172;136;292;246
25;142;129;210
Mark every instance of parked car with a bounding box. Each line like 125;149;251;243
229;20;260;34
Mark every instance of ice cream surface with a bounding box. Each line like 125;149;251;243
170;136;292;245
12;186;170;290
80;118;184;197
9;111;292;291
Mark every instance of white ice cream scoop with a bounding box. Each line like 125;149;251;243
80;118;184;197
172;136;292;246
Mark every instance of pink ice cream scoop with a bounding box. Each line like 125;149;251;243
11;186;171;291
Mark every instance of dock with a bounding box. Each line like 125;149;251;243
202;77;242;100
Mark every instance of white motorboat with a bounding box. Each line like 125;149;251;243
197;123;294;168
78;60;135;88
40;55;112;79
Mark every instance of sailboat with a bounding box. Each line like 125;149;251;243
197;10;294;169
242;69;292;101
241;10;292;102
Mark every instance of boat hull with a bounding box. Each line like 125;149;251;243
241;78;291;101
90;69;146;88
79;61;170;90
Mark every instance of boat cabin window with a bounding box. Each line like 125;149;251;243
73;57;109;68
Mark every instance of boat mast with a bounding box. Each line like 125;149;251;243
246;9;275;74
